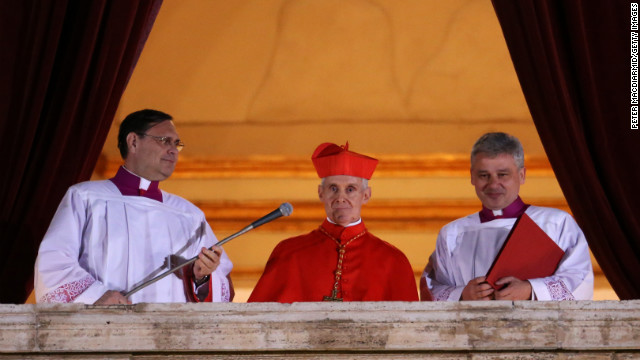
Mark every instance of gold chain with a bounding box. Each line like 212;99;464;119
319;227;367;301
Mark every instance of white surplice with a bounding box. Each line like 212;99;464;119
423;206;593;301
34;180;233;304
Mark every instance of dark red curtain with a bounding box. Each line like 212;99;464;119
0;0;162;303
492;0;640;299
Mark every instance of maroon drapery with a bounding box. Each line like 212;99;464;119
0;0;163;303
492;0;640;299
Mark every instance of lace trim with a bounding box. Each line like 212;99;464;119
434;287;453;301
544;278;575;300
40;275;95;303
220;278;230;302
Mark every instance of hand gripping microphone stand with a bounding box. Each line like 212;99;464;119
123;202;293;298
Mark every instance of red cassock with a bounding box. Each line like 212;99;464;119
248;219;418;302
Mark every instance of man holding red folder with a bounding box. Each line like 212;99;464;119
421;132;593;301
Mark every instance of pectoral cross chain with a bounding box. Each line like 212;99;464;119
323;288;343;302
319;227;367;302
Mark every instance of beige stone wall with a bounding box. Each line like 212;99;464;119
108;0;535;157
88;0;617;301
2;302;639;358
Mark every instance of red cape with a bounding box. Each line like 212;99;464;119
248;220;418;302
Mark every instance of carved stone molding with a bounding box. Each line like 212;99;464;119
2;301;638;358
94;154;555;179
199;199;569;232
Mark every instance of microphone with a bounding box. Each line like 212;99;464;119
249;202;294;230
216;202;293;247
124;202;294;297
215;202;293;247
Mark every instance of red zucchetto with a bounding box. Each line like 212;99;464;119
311;142;378;179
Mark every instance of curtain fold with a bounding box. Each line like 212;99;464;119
0;0;162;303
491;0;640;299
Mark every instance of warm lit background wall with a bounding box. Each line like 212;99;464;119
92;0;616;301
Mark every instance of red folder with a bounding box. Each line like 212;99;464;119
485;213;564;290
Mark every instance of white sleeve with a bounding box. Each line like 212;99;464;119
210;249;233;302
197;219;233;302
529;211;594;300
34;187;105;304
424;229;464;301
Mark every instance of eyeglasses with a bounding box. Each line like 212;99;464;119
137;133;185;152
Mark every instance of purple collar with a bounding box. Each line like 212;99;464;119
109;166;163;202
479;196;529;223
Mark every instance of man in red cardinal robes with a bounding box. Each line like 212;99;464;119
248;142;419;302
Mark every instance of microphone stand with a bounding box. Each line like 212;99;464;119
123;202;292;298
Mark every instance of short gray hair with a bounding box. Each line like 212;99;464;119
471;132;524;169
320;178;369;189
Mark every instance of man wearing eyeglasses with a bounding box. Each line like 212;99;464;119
34;109;233;305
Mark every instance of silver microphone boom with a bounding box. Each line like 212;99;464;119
124;202;293;297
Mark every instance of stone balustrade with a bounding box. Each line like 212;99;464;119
1;301;639;359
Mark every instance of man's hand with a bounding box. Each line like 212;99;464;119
94;290;131;305
461;276;494;300
193;246;222;281
494;276;532;300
